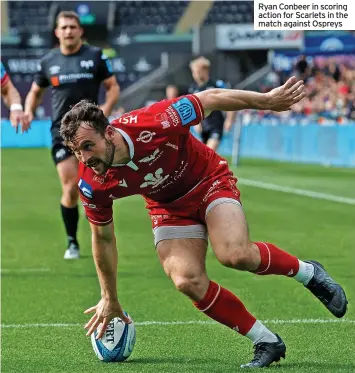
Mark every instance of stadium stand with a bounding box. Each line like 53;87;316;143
114;1;188;32
204;1;254;25
8;1;52;33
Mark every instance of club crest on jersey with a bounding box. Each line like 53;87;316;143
80;60;94;69
136;131;156;143
78;178;93;199
171;98;197;126
140;168;169;189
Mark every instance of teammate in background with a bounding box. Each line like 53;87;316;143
60;77;347;368
188;56;236;151
165;84;179;100
23;11;120;260
1;62;25;133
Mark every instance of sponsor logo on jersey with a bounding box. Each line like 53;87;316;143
51;73;94;86
171;97;197;126
93;175;106;184
78;178;93;199
165;142;178;150
202;180;221;202
140;168;169;189
151;214;170;226
49;65;60;75
81;201;97;209
136;131;156;143
139;149;163;165
55;148;67;160
119;115;138;124
165;106;180;126
155;113;170;129
80;60;94;69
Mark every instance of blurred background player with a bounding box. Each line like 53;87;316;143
188;56;236;151
1;61;24;133
165;84;179;100
23;11;120;260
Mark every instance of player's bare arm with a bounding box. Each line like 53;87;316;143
1;78;21;108
99;75;120;117
84;222;130;339
196;76;305;117
23;82;46;130
1;79;25;133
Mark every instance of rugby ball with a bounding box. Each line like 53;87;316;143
91;314;136;362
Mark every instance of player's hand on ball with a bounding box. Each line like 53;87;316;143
84;298;131;339
267;76;306;112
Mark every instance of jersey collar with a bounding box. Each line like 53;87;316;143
111;128;138;170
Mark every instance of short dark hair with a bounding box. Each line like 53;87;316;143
56;11;82;28
60;100;109;145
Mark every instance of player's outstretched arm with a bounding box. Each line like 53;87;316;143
196;76;305;116
84;222;130;339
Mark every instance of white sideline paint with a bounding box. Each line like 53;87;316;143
238;179;355;205
1;319;354;329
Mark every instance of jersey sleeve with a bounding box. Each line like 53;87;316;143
33;58;50;88
78;176;113;226
1;62;10;86
96;51;114;82
147;94;205;131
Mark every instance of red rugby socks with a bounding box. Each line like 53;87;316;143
194;281;277;343
253;242;314;284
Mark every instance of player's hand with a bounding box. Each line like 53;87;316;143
266;76;306;112
9;110;24;134
21;112;34;133
84;298;131;339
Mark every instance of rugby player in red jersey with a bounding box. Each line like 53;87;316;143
60;77;347;368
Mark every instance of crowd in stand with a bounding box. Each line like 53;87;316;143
254;55;355;125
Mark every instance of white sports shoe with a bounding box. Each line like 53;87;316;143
64;243;80;260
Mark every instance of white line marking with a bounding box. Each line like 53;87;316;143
0;268;50;274
1;319;354;329
239;179;355;205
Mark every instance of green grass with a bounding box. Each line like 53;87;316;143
2;149;355;372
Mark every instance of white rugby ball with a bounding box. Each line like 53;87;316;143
91;313;136;362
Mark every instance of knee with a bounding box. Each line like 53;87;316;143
172;274;207;300
216;241;255;270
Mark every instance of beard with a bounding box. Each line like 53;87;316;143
86;140;115;175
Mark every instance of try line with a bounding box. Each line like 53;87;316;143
1;319;355;329
238;179;355;205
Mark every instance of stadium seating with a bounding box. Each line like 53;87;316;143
114;1;188;32
204;1;254;25
8;1;52;33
